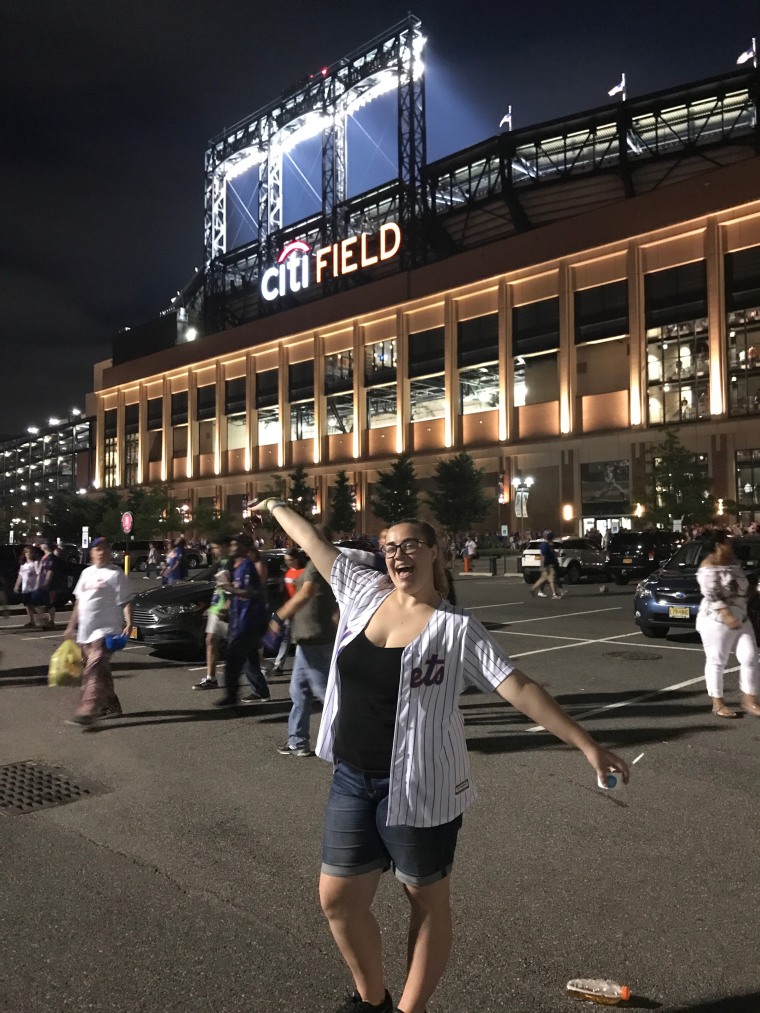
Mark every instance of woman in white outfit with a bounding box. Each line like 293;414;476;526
695;529;760;719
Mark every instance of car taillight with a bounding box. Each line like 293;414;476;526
648;549;655;560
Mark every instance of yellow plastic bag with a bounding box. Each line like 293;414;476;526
48;640;84;687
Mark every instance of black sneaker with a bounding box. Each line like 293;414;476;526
100;705;123;719
277;742;314;757
241;691;270;704
192;676;218;690
334;991;393;1013
65;714;100;729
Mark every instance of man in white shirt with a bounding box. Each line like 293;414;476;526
64;536;133;728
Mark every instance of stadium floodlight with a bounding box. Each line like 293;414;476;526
608;73;626;100
70;408;82;416
27;426;39;434
48;417;60;426
185;327;198;342
737;38;757;67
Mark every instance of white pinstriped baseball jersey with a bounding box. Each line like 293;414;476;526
315;553;515;827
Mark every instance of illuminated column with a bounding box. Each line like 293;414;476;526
116;389;126;488
444;295;456;448
94;399;105;489
627;241;645;427
353;321;364;460
137;383;147;486
278;343;288;469
558;260;575;435
161;378;171;483
245;354;255;472
186;371;196;480
629;244;646;427
705;216;726;417
313;332;324;465
499;279;513;443
396;309;408;454
214;362;224;476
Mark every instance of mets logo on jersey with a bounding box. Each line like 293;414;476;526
410;652;445;688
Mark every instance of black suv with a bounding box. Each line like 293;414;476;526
606;530;683;584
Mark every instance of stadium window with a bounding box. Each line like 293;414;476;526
366;384;397;429
258;406;280;446
325;350;353;394
326;393;354;435
645;263;709;425
574;281;630;397
512;298;560;406
197;384;216;421
725;248;760;417
365;339;397;384
255;369;279;410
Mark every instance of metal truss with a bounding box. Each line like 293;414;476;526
202;14;426;271
427;71;758;235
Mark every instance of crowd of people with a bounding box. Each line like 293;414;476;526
5;512;760;1012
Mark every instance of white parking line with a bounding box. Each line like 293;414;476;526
21;633;62;641
469;602;526;611
489;606;622;627
525;666;740;732
505;630;640;660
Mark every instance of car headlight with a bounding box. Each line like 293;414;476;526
635;582;653;599
153;602;206;618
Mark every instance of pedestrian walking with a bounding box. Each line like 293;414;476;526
162;536;187;584
530;530;563;598
695;529;760;719
251;498;628;1013
212;535;270;706
193;538;231;691
268;548;305;678
63;536;133;727
145;542;162;579
271;545;337;758
14;545;40;628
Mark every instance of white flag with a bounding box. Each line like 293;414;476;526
608;77;625;97
737;43;755;65
499;108;512;130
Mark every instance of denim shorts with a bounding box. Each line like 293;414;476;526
321;761;462;887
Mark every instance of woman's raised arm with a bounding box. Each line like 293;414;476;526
250;498;339;583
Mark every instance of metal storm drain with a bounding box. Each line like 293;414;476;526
0;761;109;816
604;650;663;662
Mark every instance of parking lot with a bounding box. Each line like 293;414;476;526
1;571;759;1012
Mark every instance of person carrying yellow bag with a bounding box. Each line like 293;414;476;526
48;640;84;687
63;536;133;728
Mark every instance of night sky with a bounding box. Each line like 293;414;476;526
1;0;756;436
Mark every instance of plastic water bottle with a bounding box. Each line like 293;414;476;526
566;979;631;1005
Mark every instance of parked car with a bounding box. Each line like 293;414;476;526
521;537;608;584
605;530;683;584
110;540;206;572
128;550;288;654
633;536;760;638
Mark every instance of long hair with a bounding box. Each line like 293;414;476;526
394;518;449;599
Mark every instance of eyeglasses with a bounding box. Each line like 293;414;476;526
382;538;426;558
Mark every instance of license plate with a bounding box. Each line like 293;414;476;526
623;557;633;564
130;626;139;639
668;606;690;619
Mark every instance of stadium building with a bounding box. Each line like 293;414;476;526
87;17;760;536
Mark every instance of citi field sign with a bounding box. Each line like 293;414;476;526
259;222;402;302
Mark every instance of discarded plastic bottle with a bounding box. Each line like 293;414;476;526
566;979;631;1005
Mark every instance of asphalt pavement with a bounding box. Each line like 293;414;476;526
1;571;759;1012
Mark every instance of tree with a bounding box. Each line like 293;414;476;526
329;470;356;535
288;464;316;517
370;452;419;524
190;503;238;542
428;452;492;537
126;485;178;539
645;427;714;526
42;490;102;543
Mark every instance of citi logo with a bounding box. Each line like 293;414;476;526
260;223;402;302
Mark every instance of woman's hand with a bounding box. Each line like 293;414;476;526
582;743;630;785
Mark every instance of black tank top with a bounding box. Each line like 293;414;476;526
334;629;403;775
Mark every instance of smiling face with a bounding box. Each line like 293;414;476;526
385;522;437;596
